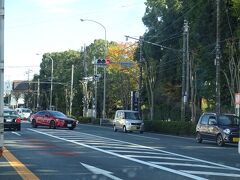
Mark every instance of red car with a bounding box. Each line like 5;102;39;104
30;110;77;130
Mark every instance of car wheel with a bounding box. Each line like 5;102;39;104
113;125;117;132
123;126;127;133
32;119;37;128
216;134;225;146
69;127;74;130
196;132;202;143
140;131;143;134
49;120;56;129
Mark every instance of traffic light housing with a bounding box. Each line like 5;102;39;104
97;59;106;64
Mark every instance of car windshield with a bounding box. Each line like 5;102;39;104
218;115;240;126
4;110;18;116
22;109;31;113
125;112;140;120
50;111;67;118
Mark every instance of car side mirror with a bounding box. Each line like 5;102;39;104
209;119;217;125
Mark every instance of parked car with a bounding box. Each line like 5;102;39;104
15;108;32;120
30;110;77;130
113;110;144;133
196;112;240;146
3;108;21;131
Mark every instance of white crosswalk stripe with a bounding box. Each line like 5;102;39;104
29;128;240;179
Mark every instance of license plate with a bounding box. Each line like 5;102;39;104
67;124;72;127
233;137;239;142
6;119;12;122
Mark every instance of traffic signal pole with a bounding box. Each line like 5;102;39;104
0;0;4;157
138;36;143;117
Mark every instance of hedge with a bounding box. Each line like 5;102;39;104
144;120;196;136
76;116;100;124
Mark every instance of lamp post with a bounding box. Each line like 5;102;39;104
80;18;107;121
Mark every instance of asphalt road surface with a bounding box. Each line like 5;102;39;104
0;121;240;180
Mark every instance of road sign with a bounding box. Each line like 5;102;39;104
235;93;240;105
120;62;133;67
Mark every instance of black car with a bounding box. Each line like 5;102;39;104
4;108;21;131
196;112;239;146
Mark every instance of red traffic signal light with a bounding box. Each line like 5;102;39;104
105;57;110;64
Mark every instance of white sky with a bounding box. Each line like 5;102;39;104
4;0;147;82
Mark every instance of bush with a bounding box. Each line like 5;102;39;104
77;117;92;124
144;120;196;136
76;116;100;125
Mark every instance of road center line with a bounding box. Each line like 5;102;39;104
28;128;207;180
3;147;39;180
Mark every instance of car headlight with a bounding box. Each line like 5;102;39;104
126;121;131;126
223;128;231;135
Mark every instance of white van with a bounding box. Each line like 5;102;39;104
113;110;144;133
15;108;32;120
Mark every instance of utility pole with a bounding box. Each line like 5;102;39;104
93;56;98;118
138;36;143;117
37;78;40;110
25;69;32;107
215;0;221;115
181;20;189;121
69;65;74;116
0;0;4;157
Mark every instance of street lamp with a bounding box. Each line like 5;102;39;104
80;18;107;121
36;53;54;110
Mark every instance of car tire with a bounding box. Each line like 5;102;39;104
68;127;74;130
140;131;143;134
113;125;117;132
49;120;56;129
196;132;202;143
32;119;37;128
123;126;127;133
216;134;225;146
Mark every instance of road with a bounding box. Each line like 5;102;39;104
0;121;240;180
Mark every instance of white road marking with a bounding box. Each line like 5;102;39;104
93;145;151;150
109;150;167;155
126;133;160;140
11;132;21;136
126;155;196;161
150;162;225;169
181;170;240;177
28;128;207;180
28;128;240;179
65;130;240;172
81;163;123;180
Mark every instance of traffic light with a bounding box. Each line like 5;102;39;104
97;59;105;64
105;57;110;64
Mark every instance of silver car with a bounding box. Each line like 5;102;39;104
15;108;32;120
113;110;144;133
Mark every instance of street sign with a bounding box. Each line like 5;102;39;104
235;93;240;105
120;62;133;67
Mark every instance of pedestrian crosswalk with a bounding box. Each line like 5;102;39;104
29;128;240;179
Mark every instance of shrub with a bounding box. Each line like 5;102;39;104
144;120;196;136
77;117;92;124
